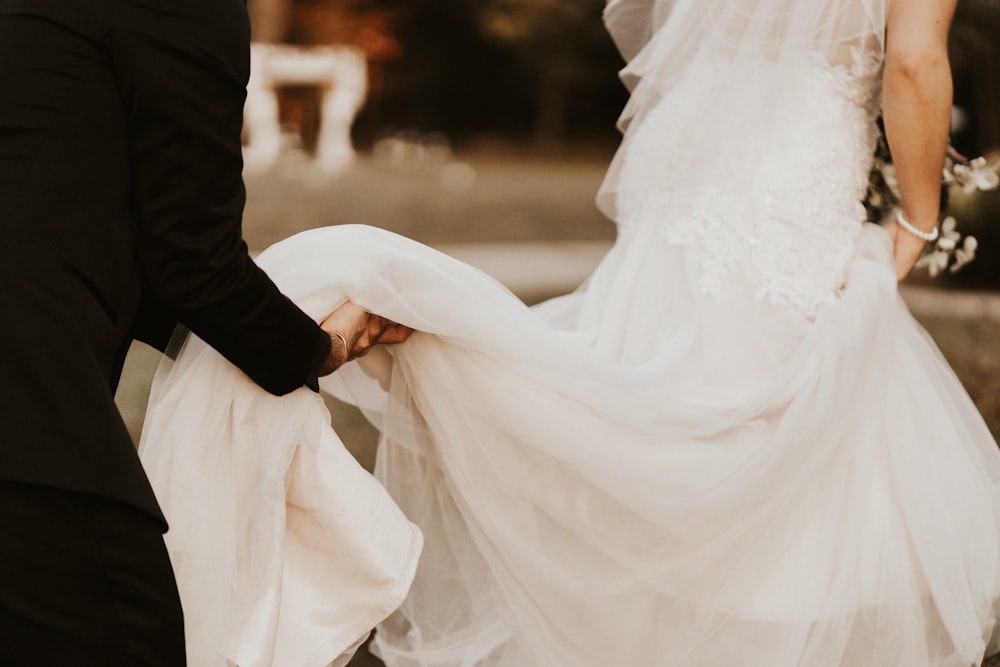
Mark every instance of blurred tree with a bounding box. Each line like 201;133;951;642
248;0;293;43
324;0;626;147
251;1;998;157
950;0;1000;152
936;0;1000;288
365;0;502;139
288;0;401;61
251;0;626;147
477;0;620;146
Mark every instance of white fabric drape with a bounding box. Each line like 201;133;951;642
142;219;1000;666
138;306;422;667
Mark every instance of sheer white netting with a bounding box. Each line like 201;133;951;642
600;0;889;312
301;223;1000;667
600;0;888;140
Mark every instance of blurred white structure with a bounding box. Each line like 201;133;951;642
244;43;367;175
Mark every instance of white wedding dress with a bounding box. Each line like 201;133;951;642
140;1;1000;666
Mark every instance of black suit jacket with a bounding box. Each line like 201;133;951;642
0;0;332;527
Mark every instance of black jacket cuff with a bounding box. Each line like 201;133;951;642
305;330;333;393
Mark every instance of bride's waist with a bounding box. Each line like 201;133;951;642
621;183;870;246
618;203;869;314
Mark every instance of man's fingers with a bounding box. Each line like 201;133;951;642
368;316;414;346
320;301;370;349
378;323;414;345
324;309;415;365
349;327;374;359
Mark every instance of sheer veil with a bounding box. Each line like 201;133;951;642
598;0;888;222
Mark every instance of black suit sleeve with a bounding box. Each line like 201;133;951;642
111;0;330;395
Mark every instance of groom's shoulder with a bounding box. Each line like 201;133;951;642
0;0;118;45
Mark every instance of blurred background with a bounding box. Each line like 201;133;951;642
249;0;626;152
241;0;1000;277
114;3;1000;664
253;0;1000;154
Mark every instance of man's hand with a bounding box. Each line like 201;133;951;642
317;301;414;375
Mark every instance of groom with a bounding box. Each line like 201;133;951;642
0;1;402;664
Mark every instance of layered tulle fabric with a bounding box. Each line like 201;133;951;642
138;319;423;667
242;222;996;667
141;219;1000;666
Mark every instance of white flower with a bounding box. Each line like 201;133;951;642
950;236;978;274
935;216;960;253
868;140;990;278
951;158;1000;193
915;216;978;277
880;163;899;191
916;249;950;278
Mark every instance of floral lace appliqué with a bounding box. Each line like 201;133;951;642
615;48;884;315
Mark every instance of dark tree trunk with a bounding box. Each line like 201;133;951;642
978;50;1000;150
533;63;569;148
247;0;292;43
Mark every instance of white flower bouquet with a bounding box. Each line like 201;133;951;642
866;125;999;277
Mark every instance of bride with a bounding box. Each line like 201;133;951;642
140;0;1000;665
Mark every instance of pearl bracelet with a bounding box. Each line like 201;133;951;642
896;210;939;243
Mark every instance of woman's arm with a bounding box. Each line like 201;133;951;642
882;0;957;280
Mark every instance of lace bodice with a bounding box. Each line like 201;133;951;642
615;48;884;314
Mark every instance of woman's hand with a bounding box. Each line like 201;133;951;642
884;220;929;282
318;301;414;375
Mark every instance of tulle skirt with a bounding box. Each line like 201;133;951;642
144;222;1000;667
138;288;423;667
